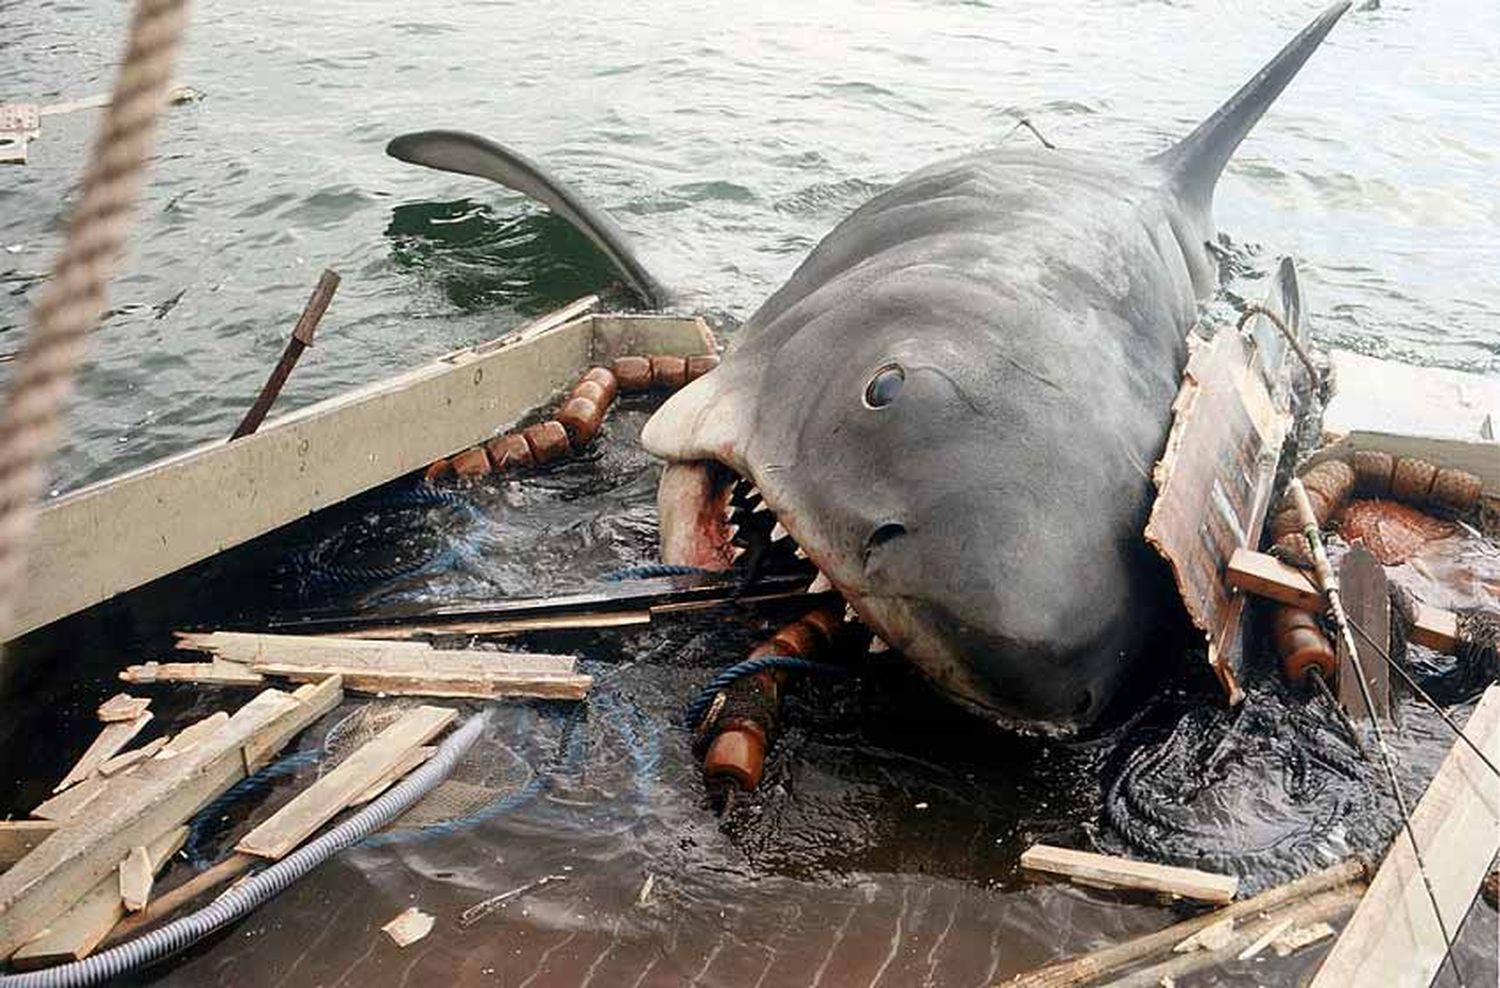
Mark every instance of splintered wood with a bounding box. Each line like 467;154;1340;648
53;713;153;792
1145;258;1304;704
237;705;456;860
382;906;435;948
1019;844;1238;904
0;682;343;959
176;631;591;700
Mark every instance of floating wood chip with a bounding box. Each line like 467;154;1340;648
1020;844;1238;904
1273;921;1335;957
8;827;185;969
1311;685;1500;987
236;705;456;860
96;694;150;723
0;821;58;870
1173;916;1234;953
381;906;435;948
1145;258;1304;704
0;688;328;957
1236;917;1293;961
53;713;153;793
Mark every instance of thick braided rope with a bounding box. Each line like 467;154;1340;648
0;0;189;631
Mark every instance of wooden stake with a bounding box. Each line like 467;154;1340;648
231;269;339;440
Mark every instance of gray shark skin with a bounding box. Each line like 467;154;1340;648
389;3;1351;732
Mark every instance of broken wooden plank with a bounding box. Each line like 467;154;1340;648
2;298;721;642
317;609;653;640
1334;546;1390;722
1225;548;1460;651
0;822;58;870
118;846;152;912
381;906;435;948
0;688;305;956
30;776;109;823
156;712;230;758
256;666;591;701
1146;258;1303;705
237;705;456;860
96;693;151;723
1009;859;1367;988
1310;685;1500;987
243;675;344;772
349;746;435;807
119;660;265;686
53;713;153;792
1019;844;1237;904
98;737;169;776
178;630;576;675
9;827;185;969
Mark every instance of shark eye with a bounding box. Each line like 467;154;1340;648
863;364;905;408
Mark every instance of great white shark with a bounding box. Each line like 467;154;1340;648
389;2;1350;732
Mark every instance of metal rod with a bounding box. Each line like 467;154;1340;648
1288;478;1465;988
230;268;339;440
1348;613;1500;783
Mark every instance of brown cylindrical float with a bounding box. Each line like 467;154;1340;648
556;396;605;446
450;446;492;479
485;433;534;473
1350;450;1395;498
649;354;688;390
611;355;653;393
703;716;771;791
569;379;609;407
578;366;618;406
1389;456;1438;505
686;354;720;381
522;420;572;464
1271;605;1336;682
423;458;453;484
1428;467;1482;513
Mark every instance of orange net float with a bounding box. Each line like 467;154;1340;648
1271;604;1337;682
1389;456;1438;505
485;433;533;474
701;607;844;792
611;355;654;393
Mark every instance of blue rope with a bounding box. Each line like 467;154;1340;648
600;563;725;583
683;654;850;730
183;749;323;867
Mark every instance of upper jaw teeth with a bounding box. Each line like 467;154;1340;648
771;521;790;542
808;571;833;593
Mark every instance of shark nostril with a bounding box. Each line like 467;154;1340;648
863;522;907;564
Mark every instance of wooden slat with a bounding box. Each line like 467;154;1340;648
157;712;230;758
1019;844;1238;904
53;713;152;793
254;665;591;701
242;675;344;772
0;822;58;870
7;300;722;641
178;631;576;675
349;746;436;807
30;777;109;823
1334;546;1389;722
237;705;456;859
119;660;265;686
117;846;152;912
1225;549;1459;651
9;827;186;968
0;689;304;956
1311;685;1500;987
96;693;150;723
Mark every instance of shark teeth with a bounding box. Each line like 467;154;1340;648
752;501;770;514
807;571;833;594
793;546;807;559
844;604;859;624
770;521;790;542
867;636;890;654
729;545;747;562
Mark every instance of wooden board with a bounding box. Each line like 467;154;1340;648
349;746;435;806
157;712;230;758
118;845;152;912
1019;844;1238;904
242;675;344;772
236;705;456;859
1224;548;1459;652
0;689;306;956
119;660;265;686
177;631;576;675
7;301;717;642
1334;546;1389;722
98;736;168;776
8;827;185;968
1145;258;1303;704
30;776;109;822
0;822;58;870
1310;685;1500;987
96;693;150;723
53;713;152;792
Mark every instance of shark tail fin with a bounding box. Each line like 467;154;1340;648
387;130;670;308
1151;2;1350;212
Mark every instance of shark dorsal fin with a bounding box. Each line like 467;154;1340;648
1151;2;1350;213
387;130;670;308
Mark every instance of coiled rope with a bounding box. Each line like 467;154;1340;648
0;0;190;632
